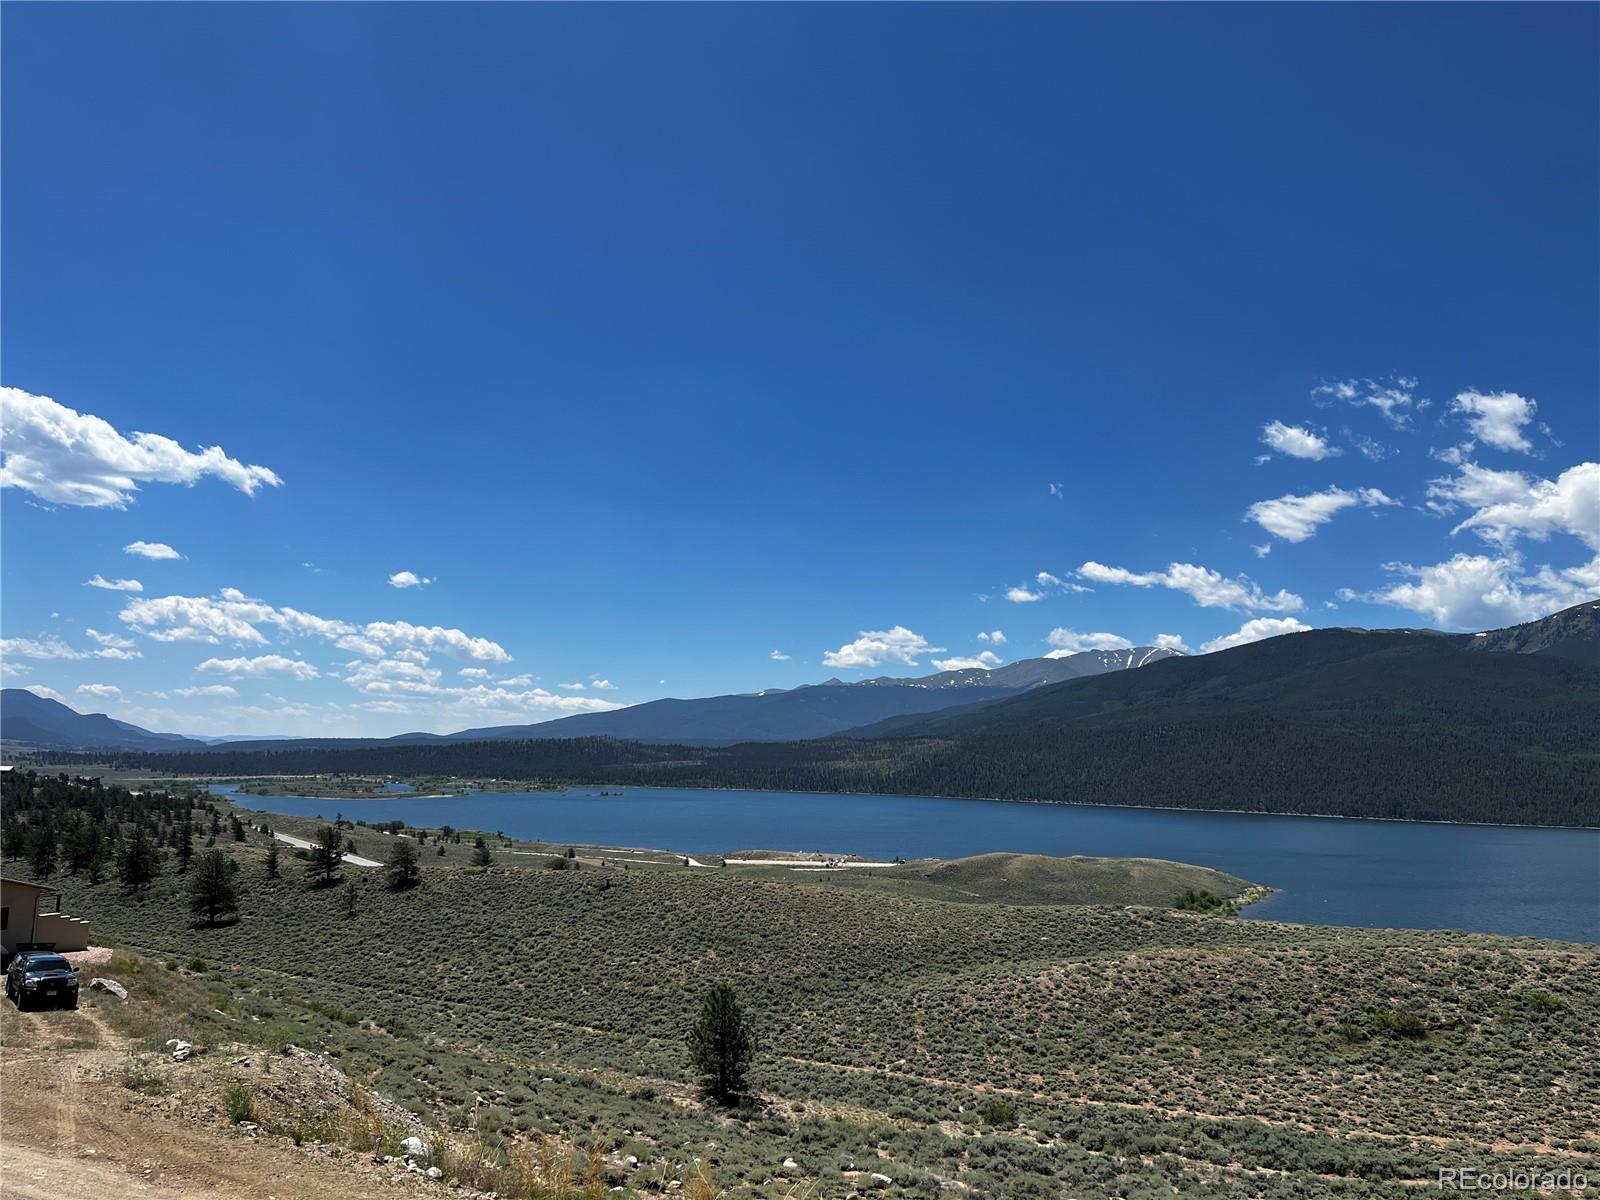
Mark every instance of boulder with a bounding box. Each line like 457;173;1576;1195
89;978;128;1000
869;1173;893;1188
428;1166;444;1181
781;1158;800;1173
165;1039;192;1062
401;1136;431;1161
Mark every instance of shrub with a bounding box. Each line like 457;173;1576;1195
224;1080;256;1124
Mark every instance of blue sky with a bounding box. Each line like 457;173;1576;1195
3;4;1596;737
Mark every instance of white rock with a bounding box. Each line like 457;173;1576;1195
165;1039;192;1062
401;1136;430;1161
89;978;128;1000
782;1158;800;1172
428;1166;444;1181
869;1173;893;1187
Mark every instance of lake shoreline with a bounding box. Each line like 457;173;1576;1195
227;777;1600;833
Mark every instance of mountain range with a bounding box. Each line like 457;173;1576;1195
0;644;1182;752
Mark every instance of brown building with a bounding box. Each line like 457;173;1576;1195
0;877;90;963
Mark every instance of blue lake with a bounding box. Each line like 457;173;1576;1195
210;785;1600;943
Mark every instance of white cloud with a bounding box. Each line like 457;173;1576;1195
1315;376;1420;428
1078;561;1303;613
1427;462;1598;551
558;682;586;690
1200;617;1312;654
1154;633;1192;653
769;650;791;661
361;620;511;663
1048;482;1064;499
1251;543;1272;558
1246;486;1397;543
1348;430;1396;461
174;684;239;698
1260;421;1338;461
1361;552;1600;628
977;630;1006;645
0;660;29;679
86;628;136;650
124;541;182;560
1005;586;1043;603
76;683;122;701
498;674;536;686
931;652;1003;672
1044;628;1134;655
0;387;281;508
590;678;616;690
24;684;66;702
388;571;434;589
822;626;942;669
0;633;140;661
458;667;490;680
118;589;513;662
344;658;444;696
197;655;320;681
87;574;143;592
1450;390;1536;454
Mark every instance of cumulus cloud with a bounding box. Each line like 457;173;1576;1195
458;667;490;680
1045;628;1133;654
76;683;122;701
1;633;140;661
1314;376;1421;429
498;674;536;686
1359;553;1600;628
769;650;791;661
24;684;66;702
1246;486;1398;543
0;387;281;508
124;541;182;560
388;571;433;589
174;684;239;698
1426;462;1598;550
822;626;942;669
118;589;512;662
340;658;623;719
1005;586;1043;603
87;574;143;592
590;678;616;690
558;682;586;690
0;660;29;679
977;630;1006;645
1450;390;1536;454
1154;633;1192;653
198;654;320;681
1200;617;1312;654
1260;421;1338;461
931;652;1003;671
1078;561;1303;613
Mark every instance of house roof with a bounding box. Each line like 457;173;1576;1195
0;877;54;894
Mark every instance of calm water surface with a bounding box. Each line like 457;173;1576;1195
211;785;1600;943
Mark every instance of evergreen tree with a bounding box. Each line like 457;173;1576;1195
175;822;195;874
188;849;239;926
384;839;421;890
29;824;57;880
118;822;160;892
304;824;344;887
470;842;494;868
687;984;757;1105
265;840;280;879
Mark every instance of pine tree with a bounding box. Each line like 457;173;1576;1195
265;840;280;879
304;824;343;887
188;849;239;926
29;824;57;880
118;822;160;892
384;839;420;890
175;822;195;874
687;984;757;1105
470;842;494;868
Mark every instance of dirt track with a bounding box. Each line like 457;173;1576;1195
0;1004;416;1200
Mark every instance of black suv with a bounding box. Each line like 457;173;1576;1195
5;951;79;1011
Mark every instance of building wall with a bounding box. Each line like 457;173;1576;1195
1;881;89;954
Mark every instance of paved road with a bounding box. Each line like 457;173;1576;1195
272;832;382;868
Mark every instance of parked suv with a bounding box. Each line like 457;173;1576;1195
6;952;79;1011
